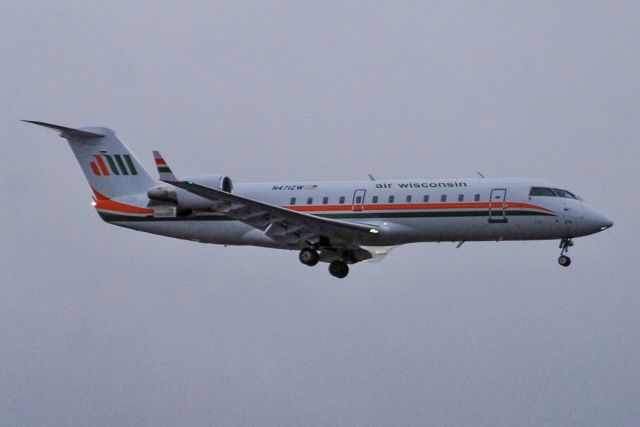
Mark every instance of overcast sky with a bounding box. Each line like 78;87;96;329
1;1;639;426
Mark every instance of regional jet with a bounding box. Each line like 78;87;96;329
25;121;613;278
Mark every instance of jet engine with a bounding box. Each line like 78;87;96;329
147;175;233;209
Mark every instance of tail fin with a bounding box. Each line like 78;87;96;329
24;120;157;199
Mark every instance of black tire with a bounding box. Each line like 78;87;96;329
299;248;319;266
329;261;349;278
558;255;571;267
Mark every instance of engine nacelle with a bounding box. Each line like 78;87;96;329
147;175;233;210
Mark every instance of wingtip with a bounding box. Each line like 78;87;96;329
22;120;105;138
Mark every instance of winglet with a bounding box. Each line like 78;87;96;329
22;120;105;139
152;151;177;181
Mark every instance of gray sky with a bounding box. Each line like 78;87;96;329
1;1;639;425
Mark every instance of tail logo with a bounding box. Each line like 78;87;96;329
90;154;138;176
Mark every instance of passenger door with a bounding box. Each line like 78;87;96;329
352;189;366;212
488;189;507;223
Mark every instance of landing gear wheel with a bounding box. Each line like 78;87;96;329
299;248;319;266
558;255;571;267
328;261;349;278
558;238;574;267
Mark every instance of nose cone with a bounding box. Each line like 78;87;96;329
598;216;614;230
586;208;613;234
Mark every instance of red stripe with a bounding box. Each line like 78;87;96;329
90;162;101;176
154;158;167;165
94;155;110;176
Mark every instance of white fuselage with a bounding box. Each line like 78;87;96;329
104;177;612;249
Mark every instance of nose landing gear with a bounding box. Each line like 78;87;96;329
558;238;573;267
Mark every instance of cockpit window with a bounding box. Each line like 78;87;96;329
529;187;556;197
530;187;581;200
552;189;579;200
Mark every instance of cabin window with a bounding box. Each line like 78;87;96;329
339;196;346;204
290;197;296;205
372;195;378;203
355;195;362;204
406;195;412;203
423;195;429;203
322;197;329;204
388;195;395;203
474;194;480;202
441;195;447;202
458;194;464;202
307;197;313;205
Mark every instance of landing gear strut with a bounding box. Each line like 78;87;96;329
558;238;573;267
329;260;349;279
299;248;320;266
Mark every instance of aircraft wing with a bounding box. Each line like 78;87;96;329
164;179;381;248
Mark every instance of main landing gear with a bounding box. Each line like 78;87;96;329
299;248;320;266
558;238;574;267
298;248;350;278
328;260;349;279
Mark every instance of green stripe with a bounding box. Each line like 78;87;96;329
124;154;137;175
114;155;129;175
157;166;172;173
104;155;120;175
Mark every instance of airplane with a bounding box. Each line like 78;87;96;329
24;120;613;278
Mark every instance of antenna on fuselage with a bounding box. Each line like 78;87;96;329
368;174;376;181
477;172;485;179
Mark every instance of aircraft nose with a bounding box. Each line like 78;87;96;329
590;210;613;232
598;216;613;230
575;206;613;235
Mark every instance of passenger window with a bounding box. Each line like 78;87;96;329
458;194;464;202
388;195;395;203
290;197;296;205
474;194;480;202
529;187;556;197
307;197;313;205
355;196;362;204
423;195;429;203
441;195;447;202
339;196;345;204
406;195;412;203
372;195;378;203
322;197;329;204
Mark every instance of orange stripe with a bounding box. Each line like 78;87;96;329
90;162;101;176
91;188;154;214
154;158;167;165
94;155;110;176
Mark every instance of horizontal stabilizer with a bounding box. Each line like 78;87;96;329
22;120;105;138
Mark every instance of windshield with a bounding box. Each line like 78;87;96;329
529;187;581;200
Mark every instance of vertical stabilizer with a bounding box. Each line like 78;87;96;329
24;121;156;199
